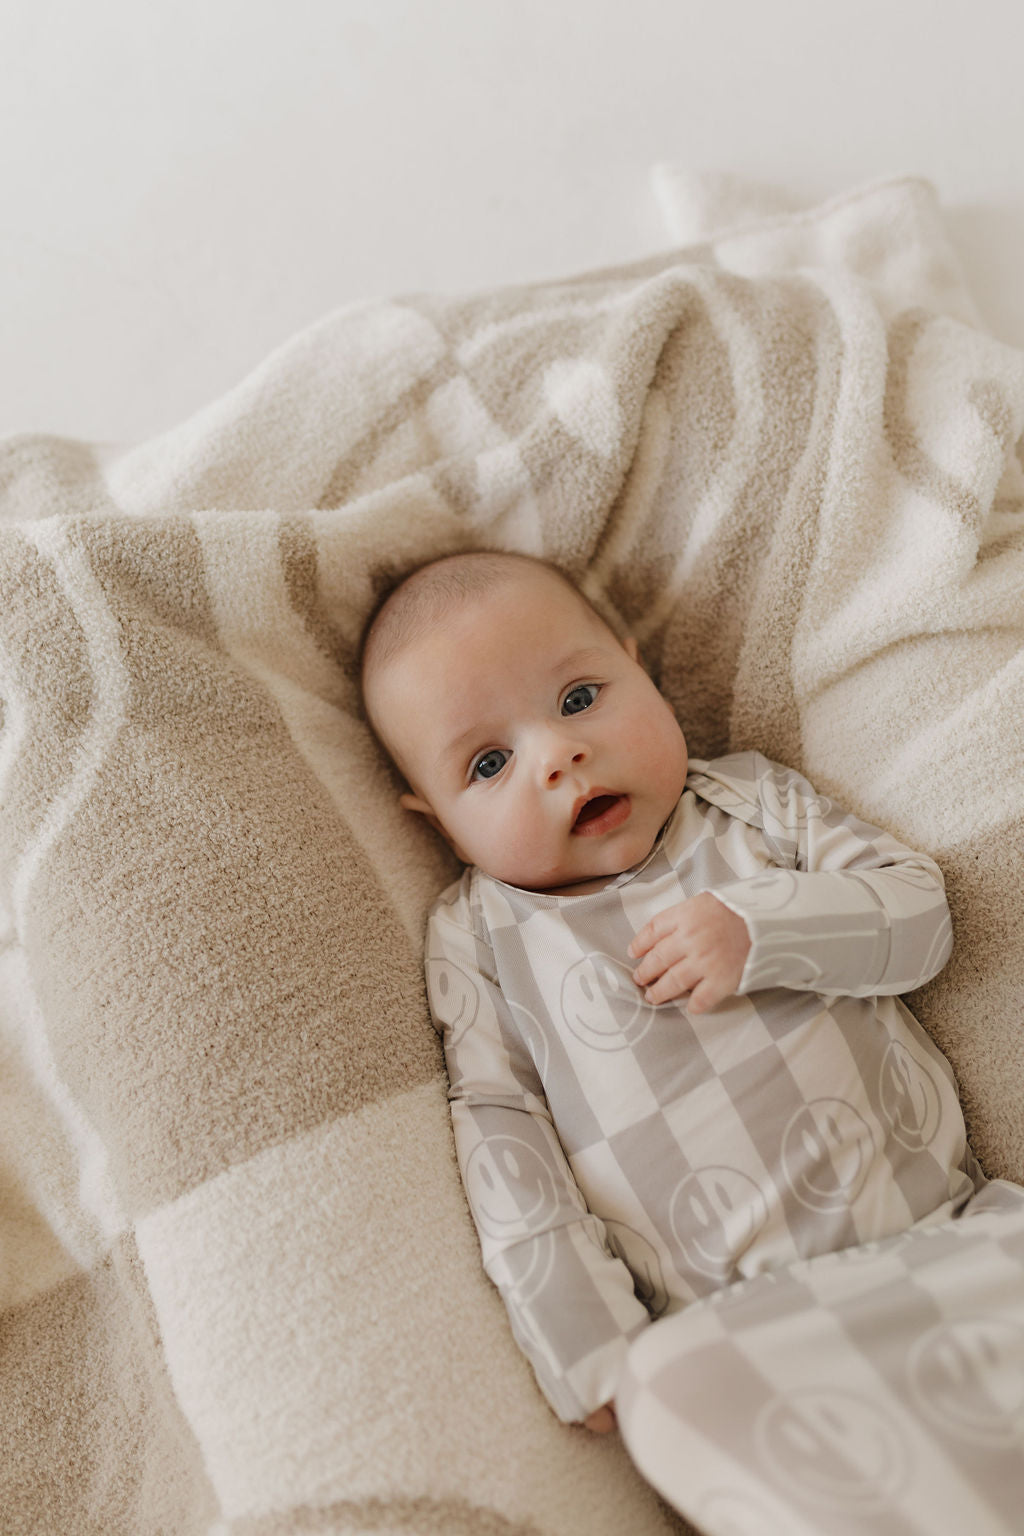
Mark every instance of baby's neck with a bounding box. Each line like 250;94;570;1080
536;872;622;897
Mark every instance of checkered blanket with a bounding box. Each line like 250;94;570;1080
2;175;1023;1535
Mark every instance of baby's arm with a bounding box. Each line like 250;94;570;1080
724;757;952;998
634;755;953;1007
426;885;649;1428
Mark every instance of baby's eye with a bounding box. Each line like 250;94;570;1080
561;683;599;716
471;748;510;782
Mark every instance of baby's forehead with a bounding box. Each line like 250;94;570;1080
453;564;603;629
364;560;611;719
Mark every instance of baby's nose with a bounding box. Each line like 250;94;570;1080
544;743;587;784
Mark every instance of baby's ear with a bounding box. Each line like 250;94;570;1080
400;792;457;851
400;790;439;824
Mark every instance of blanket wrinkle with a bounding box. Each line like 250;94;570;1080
1;173;1022;1535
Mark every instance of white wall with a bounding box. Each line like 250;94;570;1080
3;0;1023;442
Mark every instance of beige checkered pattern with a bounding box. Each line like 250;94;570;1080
427;754;977;1421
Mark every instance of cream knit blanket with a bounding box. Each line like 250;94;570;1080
1;176;1021;1535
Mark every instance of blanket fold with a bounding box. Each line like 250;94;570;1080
2;175;1022;1535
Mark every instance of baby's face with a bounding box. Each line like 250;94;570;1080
370;568;689;892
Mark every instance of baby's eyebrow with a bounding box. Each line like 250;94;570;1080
434;720;488;776
442;721;485;764
554;645;609;674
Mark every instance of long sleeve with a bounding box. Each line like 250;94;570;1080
706;755;953;998
425;879;652;1421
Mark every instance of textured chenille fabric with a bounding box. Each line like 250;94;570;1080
426;754;980;1421
4;175;1024;1536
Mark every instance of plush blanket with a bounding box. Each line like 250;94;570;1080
1;175;1022;1536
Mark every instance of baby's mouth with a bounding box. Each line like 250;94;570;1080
571;793;631;836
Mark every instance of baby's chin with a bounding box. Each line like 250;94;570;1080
475;855;606;894
490;847;653;896
474;802;671;892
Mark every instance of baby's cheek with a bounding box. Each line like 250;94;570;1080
635;707;687;794
469;800;542;882
506;813;552;875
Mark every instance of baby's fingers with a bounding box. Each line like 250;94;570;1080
627;909;679;960
631;934;685;988
640;959;701;1006
583;1403;617;1434
627;926;654;961
687;977;728;1014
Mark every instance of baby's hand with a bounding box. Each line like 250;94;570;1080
628;893;751;1013
583;1402;617;1434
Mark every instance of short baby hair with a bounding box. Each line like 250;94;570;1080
360;549;618;714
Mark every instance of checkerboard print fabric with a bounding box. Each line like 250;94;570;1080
618;1179;1024;1534
426;754;978;1422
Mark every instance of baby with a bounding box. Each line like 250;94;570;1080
361;549;981;1434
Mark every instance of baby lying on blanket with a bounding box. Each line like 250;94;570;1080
361;550;984;1434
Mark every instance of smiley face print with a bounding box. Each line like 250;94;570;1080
879;1040;944;1152
559;952;652;1051
756;1388;910;1512
425;957;482;1047
464;1133;565;1244
669;1165;771;1282
908;1317;1024;1446
781;1099;876;1214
